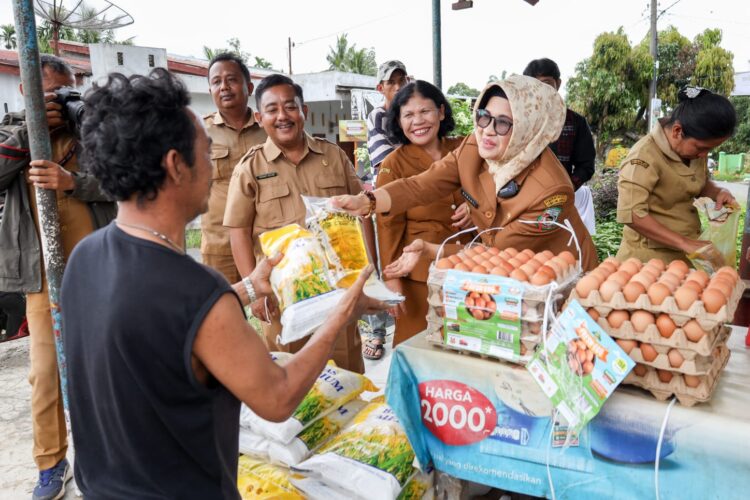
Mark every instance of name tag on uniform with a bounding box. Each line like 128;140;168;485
255;172;278;180
461;189;479;208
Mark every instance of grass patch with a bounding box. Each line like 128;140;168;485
186;228;202;249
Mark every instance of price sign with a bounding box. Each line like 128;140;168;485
418;380;496;445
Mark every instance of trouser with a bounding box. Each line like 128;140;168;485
0;291;25;337
202;253;241;284
262;317;365;374
574;185;596;236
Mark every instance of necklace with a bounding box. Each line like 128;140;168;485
116;220;186;255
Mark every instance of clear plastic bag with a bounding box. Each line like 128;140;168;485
688;198;742;273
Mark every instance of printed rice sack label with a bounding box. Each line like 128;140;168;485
241;362;376;444
526;300;635;435
238;427;271;460
268;399;367;466
292;401;417;500
397;468;434;500
442;270;524;360
237;455;304;500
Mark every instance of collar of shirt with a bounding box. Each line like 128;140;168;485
262;132;323;162
212;107;258;130
651;122;683;163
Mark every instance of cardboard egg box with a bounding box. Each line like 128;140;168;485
429;335;534;364
568;277;745;330
620;326;729;376
622;344;730;406
424;309;546;348
593;316;725;356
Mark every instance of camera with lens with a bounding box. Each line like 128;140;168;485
53;86;85;135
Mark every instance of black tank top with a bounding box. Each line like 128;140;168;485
62;223;241;499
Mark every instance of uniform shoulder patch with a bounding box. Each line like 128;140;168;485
202;112;216;122
629;159;649;168
543;194;568;207
536;206;562;231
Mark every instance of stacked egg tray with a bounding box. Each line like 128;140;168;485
423;246;581;364
566;258;744;406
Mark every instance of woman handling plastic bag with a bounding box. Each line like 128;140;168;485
332;75;598;274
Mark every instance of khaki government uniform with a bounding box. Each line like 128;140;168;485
26;132;93;469
377;138;465;346
616;123;707;264
382;135;599;272
202;110;266;283
224;134;365;373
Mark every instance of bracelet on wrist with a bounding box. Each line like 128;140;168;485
242;276;257;304
360;190;377;217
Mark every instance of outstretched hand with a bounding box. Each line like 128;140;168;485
383;239;425;279
330;193;370;217
250;252;283;298
332;265;389;324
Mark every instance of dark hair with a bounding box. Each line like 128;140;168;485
663;87;736;140
40;54;73;79
255;74;304;109
208;52;251;84
385;80;455;144
80;68;196;203
522;58;561;80
477;86;507;110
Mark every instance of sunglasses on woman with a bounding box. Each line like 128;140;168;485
475;109;513;136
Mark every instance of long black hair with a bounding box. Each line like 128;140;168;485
385;80;455;145
664;87;736;140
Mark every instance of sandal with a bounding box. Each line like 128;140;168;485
362;337;385;360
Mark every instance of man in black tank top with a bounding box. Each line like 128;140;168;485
61;69;387;499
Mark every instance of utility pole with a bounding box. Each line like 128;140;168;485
647;0;658;129
12;0;69;408
288;37;293;75
432;0;442;89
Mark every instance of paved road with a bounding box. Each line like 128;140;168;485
716;180;749;207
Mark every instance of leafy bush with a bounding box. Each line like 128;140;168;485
590;167;619;219
186;228;201;249
449;98;474;137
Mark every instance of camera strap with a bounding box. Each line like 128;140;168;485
57;142;78;168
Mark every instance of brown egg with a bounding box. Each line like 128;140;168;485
486;247;501;256
436;258;453;270
510;268;529;282
631;272;655;289
619;261;640;277
507;257;523;268
633;364;648;377
575;275;602;298
657;369;674;384
609;271;632;287
701;288;726;314
533;252;548;264
498;250;511;260
640;343;658;362
607;310;629;329
587;308;600;321
496;259;514;274
550;256;570;273
599;280;623;302
630;310;655;333
538;265;557;281
655;314;676;339
683;374;701;388
600;261;619;275
674;286;699;311
488;255;502;267
622;281;646;303
647;258;667;272
682;320;706;343
716;266;739;284
590;268;610;283
558;251;576;266
448;254;462;265
454;263;470;271
667;349;684;368
530;271;552;286
471;264;489;274
615;338;638;354
647;283;671;306
490;266;508;277
603;256;621;266
659;272;682;290
504;247;519;257
520;263;537;277
682;280;704;294
686;269;710;288
641;266;661;281
667;259;689;276
463;248;476;259
527;259;543;272
707;280;733;301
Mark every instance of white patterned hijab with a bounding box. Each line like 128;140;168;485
473;75;566;193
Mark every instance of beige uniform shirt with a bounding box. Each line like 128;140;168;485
616;123;707;263
201;109;266;255
224;133;362;259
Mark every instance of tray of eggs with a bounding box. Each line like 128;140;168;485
586;308;725;357
570;257;744;329
624;342;731;406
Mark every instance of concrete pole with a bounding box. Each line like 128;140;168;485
647;0;658;128
12;0;69;408
432;0;442;89
288;37;293;75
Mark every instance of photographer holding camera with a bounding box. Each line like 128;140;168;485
0;54;115;500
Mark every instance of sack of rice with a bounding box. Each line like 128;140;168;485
237;455;304;500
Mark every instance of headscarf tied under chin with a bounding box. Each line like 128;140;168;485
474;74;566;193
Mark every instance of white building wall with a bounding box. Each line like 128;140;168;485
0;73;24;113
89;43;168;80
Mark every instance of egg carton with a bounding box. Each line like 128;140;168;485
568;277;745;330
593;316;726;356
427;290;546;327
622;344;731;406
424;314;547;350
426;331;535;365
619;326;730;376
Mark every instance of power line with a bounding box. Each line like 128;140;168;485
295;6;416;46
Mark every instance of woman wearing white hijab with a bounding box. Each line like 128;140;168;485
334;75;598;273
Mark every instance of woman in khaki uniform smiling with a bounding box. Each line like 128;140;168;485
616;87;737;264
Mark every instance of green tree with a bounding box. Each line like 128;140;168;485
1;24;16;49
253;56;273;69
326;34;350;71
720;96;750;154
449;98;474;137
203;38;275;69
447;82;479;97
325;33;377;76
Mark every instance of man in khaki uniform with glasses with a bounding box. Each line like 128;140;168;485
202;53;266;283
224;74;371;373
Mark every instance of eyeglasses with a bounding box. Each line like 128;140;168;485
475;109;513;136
